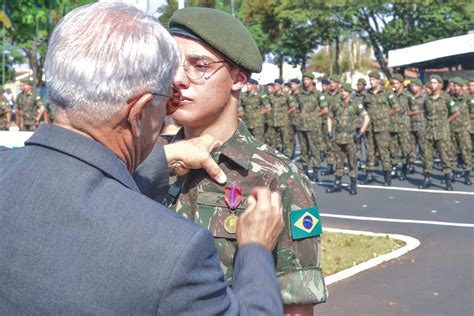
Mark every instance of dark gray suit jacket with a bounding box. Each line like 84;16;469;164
0;125;282;315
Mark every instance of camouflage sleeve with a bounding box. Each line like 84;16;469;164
261;94;271;109
408;96;417;112
318;94;328;108
447;98;459;114
469;99;474;114
276;163;327;305
289;95;298;108
357;103;367;117
387;92;399;110
15;95;22;110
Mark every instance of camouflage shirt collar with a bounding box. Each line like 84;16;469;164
214;120;255;171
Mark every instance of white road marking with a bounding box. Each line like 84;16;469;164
320;213;474;228
324;228;420;285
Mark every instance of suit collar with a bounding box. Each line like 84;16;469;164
26;125;140;192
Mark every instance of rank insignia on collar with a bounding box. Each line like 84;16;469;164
289;206;322;240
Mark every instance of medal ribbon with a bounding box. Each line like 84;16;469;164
225;183;243;211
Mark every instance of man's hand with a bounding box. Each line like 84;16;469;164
237;187;283;252
164;134;227;184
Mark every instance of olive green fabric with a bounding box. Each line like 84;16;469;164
328;74;341;83
357;78;367;85
392;74;404;83
451;77;465;86
368;71;381;79
303;72;314;79
341;83;353;92
430;74;443;83
21;78;34;85
169;7;262;73
411;78;423;87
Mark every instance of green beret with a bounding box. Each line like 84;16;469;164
328;74;341;83
468;78;474;83
21;78;34;85
341;83;353;92
169;7;262;74
302;72;314;79
357;78;367;85
392;74;404;83
411;78;423;87
368;71;380;79
451;77;465;86
430;74;443;83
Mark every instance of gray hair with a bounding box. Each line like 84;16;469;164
45;1;179;125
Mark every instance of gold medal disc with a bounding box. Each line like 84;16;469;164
224;214;238;234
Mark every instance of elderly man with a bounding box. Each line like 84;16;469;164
147;7;327;316
0;2;284;314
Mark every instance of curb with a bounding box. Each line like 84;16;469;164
324;227;420;286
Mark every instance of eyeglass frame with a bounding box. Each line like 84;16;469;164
127;89;183;115
179;55;227;80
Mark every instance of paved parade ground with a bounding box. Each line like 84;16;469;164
314;163;473;315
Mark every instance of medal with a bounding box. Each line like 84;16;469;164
224;214;238;234
224;183;242;234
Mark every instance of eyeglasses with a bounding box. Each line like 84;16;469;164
181;55;227;80
128;88;183;115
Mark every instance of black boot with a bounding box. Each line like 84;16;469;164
384;171;392;186
464;171;472;186
310;167;319;182
349;177;357;195
326;176;342;193
407;163;415;174
399;164;407;181
444;173;453;191
419;173;431;189
361;171;374;184
322;164;334;176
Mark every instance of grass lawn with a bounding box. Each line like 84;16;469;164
321;231;406;276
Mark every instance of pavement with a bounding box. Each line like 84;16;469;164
310;161;474;315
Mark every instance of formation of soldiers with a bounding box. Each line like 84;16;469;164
0;79;48;131
239;72;474;194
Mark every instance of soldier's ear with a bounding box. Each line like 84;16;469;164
231;69;247;92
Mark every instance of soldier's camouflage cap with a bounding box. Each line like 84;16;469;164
302;72;314;79
368;71;381;79
21;78;34;85
328;74;341;83
341;83;353;92
392;73;404;83
410;78;423;87
357;78;367;85
430;74;443;83
169;7;262;74
450;77;465;86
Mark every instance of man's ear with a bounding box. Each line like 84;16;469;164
127;94;152;138
231;69;248;92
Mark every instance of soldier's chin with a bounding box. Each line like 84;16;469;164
171;111;204;129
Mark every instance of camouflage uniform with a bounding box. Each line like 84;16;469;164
239;90;266;141
287;93;299;158
390;90;414;167
363;88;398;172
16;92;46;131
171;121;327;305
423;92;457;174
264;92;292;157
296;89;325;171
321;92;339;168
353;90;367;161
0;95;11;130
329;100;368;178
450;93;472;173
408;92;427;166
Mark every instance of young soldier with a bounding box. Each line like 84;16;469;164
0;89;11;130
296;72;328;181
326;83;370;195
419;75;459;190
353;78;367;168
165;7;327;315
449;77;472;185
362;71;399;186
321;74;341;175
288;79;301;159
407;78;427;174
238;78;265;141
16;79;48;131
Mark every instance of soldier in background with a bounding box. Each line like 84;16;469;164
390;74;413;181
0;87;12;130
468;78;474;151
16;79;48;131
407;78;427;174
419;74;459;190
239;78;265;141
326;83;370;195
449;77;472;185
321;74;341;175
296;72;328;182
263;83;275;146
288;79;301;159
362;71;398;186
166;7;327;313
353;78;367;168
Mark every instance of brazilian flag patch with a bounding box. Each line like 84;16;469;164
289;206;322;240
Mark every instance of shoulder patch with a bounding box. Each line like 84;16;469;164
289;206;322;240
320;95;325;100
470;99;474;104
449;101;455;107
358;104;363;109
388;94;394;99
